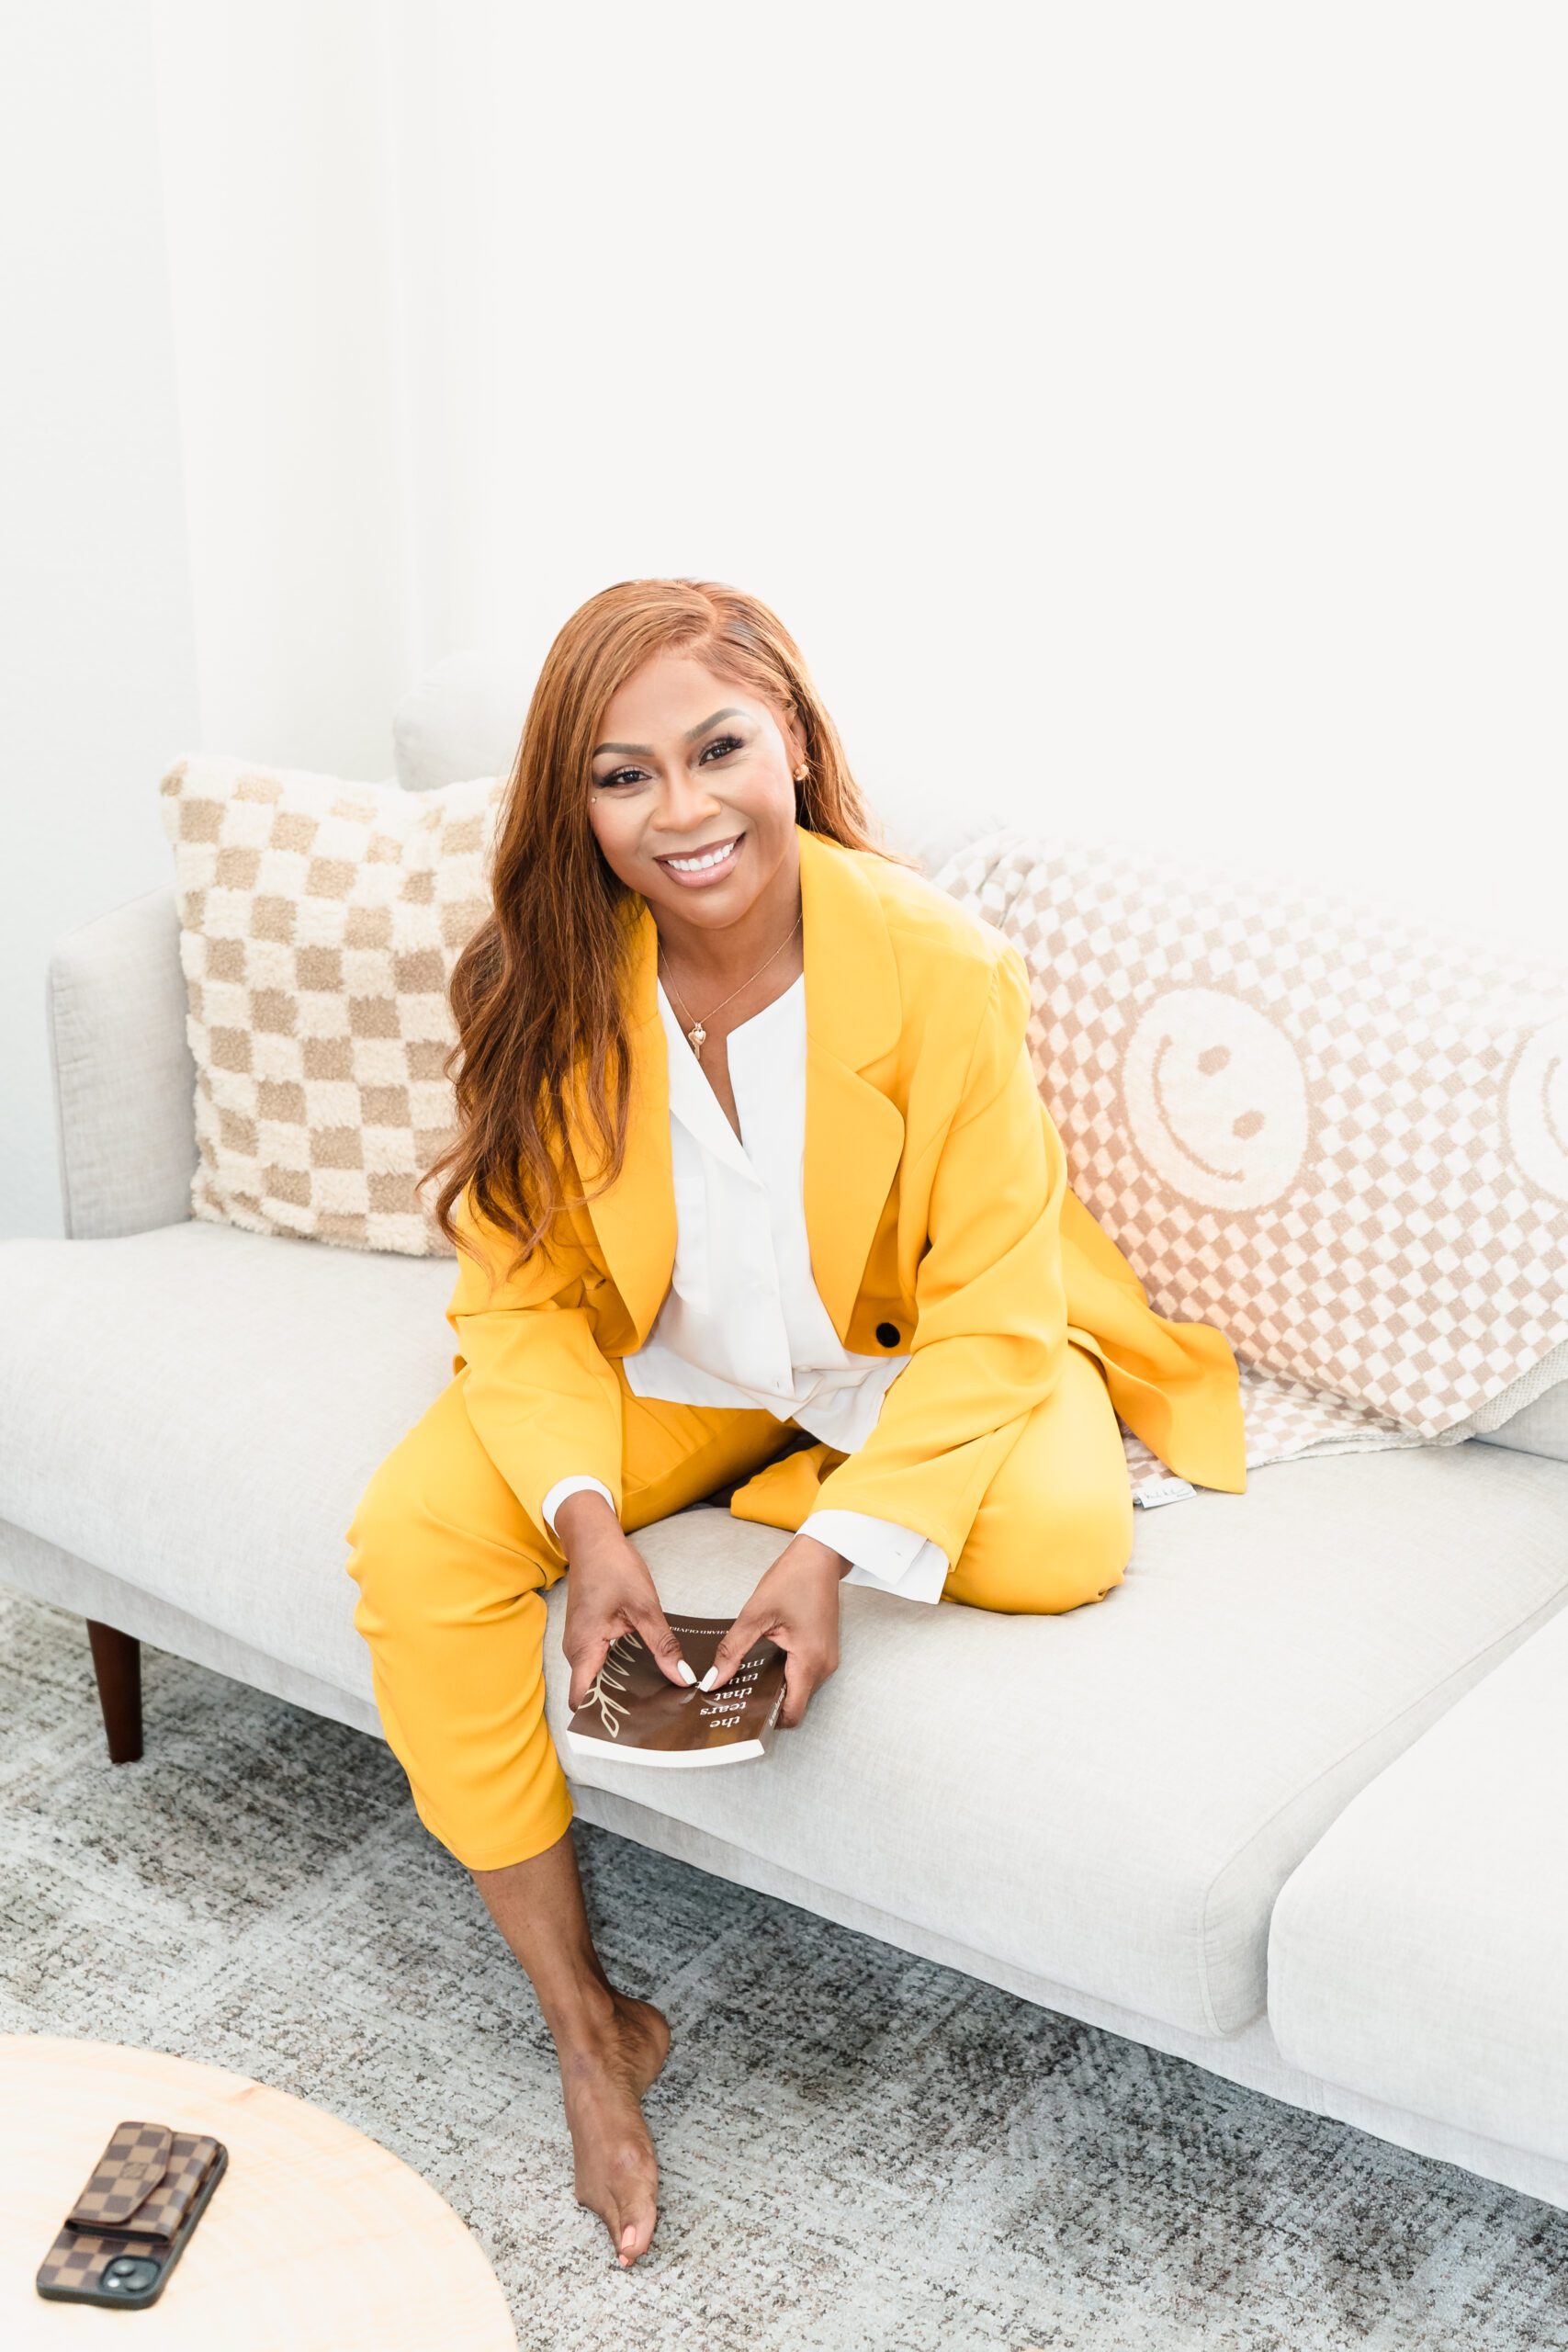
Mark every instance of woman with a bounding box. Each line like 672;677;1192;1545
345;579;1247;2272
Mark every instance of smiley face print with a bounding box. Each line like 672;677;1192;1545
1121;987;1310;1211
1505;1013;1568;1205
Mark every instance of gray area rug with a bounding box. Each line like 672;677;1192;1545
4;1584;1566;2352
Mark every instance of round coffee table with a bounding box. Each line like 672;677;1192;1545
0;2035;516;2346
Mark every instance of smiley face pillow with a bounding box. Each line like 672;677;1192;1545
935;830;1568;1476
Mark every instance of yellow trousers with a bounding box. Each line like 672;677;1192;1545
344;1341;1133;1872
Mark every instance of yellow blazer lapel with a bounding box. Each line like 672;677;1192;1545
564;824;904;1352
795;825;905;1343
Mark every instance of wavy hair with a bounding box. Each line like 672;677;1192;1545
426;578;916;1284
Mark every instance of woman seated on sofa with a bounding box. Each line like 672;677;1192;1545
344;576;1247;2271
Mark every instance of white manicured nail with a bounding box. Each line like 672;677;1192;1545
676;1659;696;1685
698;1666;717;1690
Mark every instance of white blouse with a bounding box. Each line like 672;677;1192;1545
539;971;950;1604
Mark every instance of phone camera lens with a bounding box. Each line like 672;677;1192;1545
105;2255;160;2290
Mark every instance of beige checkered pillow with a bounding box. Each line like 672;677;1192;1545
158;755;504;1255
935;829;1568;1484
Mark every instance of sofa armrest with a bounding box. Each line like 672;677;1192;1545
49;887;197;1238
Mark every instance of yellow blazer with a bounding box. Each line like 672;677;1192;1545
446;822;1247;1565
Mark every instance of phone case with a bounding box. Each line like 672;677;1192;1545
36;2118;229;2309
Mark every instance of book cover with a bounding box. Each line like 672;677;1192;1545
564;1614;787;1768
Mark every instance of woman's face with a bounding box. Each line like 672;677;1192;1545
586;652;803;932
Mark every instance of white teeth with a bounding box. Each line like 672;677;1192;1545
664;836;739;873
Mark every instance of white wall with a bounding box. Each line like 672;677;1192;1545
5;4;1565;1241
457;6;1567;961
1;6;200;1239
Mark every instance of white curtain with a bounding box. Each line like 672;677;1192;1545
151;2;498;775
147;2;1567;948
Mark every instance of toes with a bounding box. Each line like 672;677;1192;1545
587;2181;658;2268
615;2205;657;2267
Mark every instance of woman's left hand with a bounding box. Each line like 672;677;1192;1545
702;1534;846;1729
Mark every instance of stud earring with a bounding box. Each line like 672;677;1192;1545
793;762;808;781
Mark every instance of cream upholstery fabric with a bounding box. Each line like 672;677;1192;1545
1467;1341;1568;1464
2;1218;1564;2041
48;887;196;1239
1269;1600;1568;2163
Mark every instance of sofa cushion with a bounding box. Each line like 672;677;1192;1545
1469;1340;1568;1465
1268;1602;1568;2164
392;641;537;797
934;831;1568;1462
3;1221;1566;2041
158;754;502;1258
1479;1378;1568;1461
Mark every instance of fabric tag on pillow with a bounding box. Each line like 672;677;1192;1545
1132;1477;1196;1508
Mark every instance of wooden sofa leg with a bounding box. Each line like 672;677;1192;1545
86;1620;143;1763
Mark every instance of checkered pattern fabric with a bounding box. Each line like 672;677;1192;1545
934;830;1568;1488
159;757;504;1256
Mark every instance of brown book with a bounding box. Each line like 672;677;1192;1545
564;1615;787;1768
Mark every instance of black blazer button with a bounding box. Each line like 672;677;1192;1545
875;1321;901;1347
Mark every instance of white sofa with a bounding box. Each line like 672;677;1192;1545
6;755;1567;2221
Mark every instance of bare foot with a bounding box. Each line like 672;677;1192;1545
558;1993;671;2267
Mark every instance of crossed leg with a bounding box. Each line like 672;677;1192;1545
344;1363;802;1869
941;1340;1135;1611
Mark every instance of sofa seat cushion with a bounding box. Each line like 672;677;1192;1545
3;1221;1566;2041
0;1225;457;1688
1267;1601;1568;2163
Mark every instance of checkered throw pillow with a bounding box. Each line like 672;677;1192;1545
158;756;504;1256
934;829;1568;1476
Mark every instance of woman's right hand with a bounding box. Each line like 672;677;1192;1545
557;1501;697;1711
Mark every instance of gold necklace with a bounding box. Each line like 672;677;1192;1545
658;909;803;1060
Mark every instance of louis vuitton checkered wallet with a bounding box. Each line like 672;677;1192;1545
36;2118;227;2305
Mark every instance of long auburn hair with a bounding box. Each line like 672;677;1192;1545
427;578;917;1284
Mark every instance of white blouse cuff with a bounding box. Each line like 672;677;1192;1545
540;1474;617;1538
799;1508;951;1605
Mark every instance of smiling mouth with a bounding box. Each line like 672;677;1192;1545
656;832;743;874
1152;1032;1247;1183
